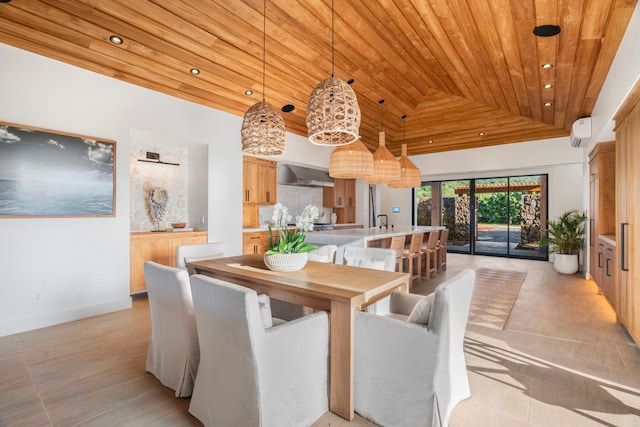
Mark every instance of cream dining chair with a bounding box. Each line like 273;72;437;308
144;261;199;397
188;274;329;427
354;269;476;427
176;242;226;274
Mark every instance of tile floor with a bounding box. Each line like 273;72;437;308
1;254;639;426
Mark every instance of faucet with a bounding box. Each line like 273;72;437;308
377;214;389;229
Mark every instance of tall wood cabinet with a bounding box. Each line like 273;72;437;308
613;81;640;346
243;156;277;228
323;178;356;223
588;141;615;290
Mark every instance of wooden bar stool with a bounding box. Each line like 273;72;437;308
421;230;439;279
403;233;424;287
437;229;449;272
389;235;406;273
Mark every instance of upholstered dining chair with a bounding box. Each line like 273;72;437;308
176;242;226;274
188;274;329;427
143;261;199;398
354;269;476;427
343;246;396;272
308;244;338;263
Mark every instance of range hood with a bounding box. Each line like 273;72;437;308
277;164;334;187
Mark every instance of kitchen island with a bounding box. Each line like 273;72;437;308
306;225;444;264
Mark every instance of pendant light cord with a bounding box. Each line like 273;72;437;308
403;114;407;143
262;0;267;101
379;99;385;131
331;0;335;78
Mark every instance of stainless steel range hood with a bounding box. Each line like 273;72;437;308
277;164;334;187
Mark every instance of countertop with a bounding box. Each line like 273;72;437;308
310;225;444;241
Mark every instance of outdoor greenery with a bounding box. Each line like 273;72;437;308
477;192;524;224
539;209;587;255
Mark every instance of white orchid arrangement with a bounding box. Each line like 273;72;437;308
267;203;319;254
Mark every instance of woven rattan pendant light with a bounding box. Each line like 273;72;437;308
328;139;374;178
306;0;360;146
389;115;421;188
241;0;285;156
366;100;401;184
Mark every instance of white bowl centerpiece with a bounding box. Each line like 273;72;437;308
264;203;319;272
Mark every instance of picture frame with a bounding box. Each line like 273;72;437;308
0;121;116;217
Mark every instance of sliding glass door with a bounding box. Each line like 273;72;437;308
415;175;547;260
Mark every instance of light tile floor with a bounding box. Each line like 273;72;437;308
1;254;639;426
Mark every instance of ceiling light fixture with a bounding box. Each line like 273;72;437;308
543;84;553;89
328;138;374;179
533;25;561;37
479;132;485;136
281;104;295;113
189;68;200;76
306;0;361;146
541;63;554;69
428;140;434;144
389;115;421;188
366;100;401;184
109;35;123;45
244;89;253;96
241;0;285;156
544;102;552;107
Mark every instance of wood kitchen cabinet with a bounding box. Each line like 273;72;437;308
243;231;271;255
323;178;356;224
130;231;207;293
613;80;640;345
243;156;277;228
588;141;615;288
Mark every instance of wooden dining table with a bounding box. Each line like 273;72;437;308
187;253;410;420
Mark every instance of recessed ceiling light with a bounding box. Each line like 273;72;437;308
479;132;485;136
533;25;561;37
189;68;200;76
428;140;433;144
244;89;253;96
543;84;553;89
281;104;295;113
544;102;552;107
347;78;355;85
109;35;123;45
541;63;554;69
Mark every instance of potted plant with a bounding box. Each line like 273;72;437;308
540;209;587;274
264;203;319;272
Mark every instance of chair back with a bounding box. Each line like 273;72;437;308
144;261;199;397
189;275;263;426
438;229;449;246
408;232;424;254
176;242;226;269
343;247;396;272
429;269;475;424
389;236;406;258
425;230;439;250
308;244;338;263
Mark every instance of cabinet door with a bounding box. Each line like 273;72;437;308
333;179;346;207
604;245;617;313
589;176;598;283
130;238;172;293
243;231;270;255
243;157;259;204
345;179;356;207
257;160;277;204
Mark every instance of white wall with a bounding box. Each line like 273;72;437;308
0;43;245;336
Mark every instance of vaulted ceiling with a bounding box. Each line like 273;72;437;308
0;0;636;156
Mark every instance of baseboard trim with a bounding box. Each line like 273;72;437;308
0;297;133;338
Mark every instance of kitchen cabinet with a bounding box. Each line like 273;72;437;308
588;141;615;287
323;178;356;224
243;156;277;227
243;230;271;255
599;237;617;314
130;231;207;293
613;81;640;345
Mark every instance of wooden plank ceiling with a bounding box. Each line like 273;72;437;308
0;0;636;155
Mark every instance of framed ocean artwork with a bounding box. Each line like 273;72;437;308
0;121;116;217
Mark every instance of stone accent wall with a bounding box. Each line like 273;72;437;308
130;143;187;231
417;198;432;226
520;193;541;244
443;195;470;242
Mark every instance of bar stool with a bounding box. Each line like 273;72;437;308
421;230;439;279
403;233;424;287
389;235;406;273
437;229;449;271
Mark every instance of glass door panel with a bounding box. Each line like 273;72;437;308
441;180;471;254
510;175;546;259
416;182;433;226
475;178;509;256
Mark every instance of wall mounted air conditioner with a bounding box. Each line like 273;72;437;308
570;117;592;147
